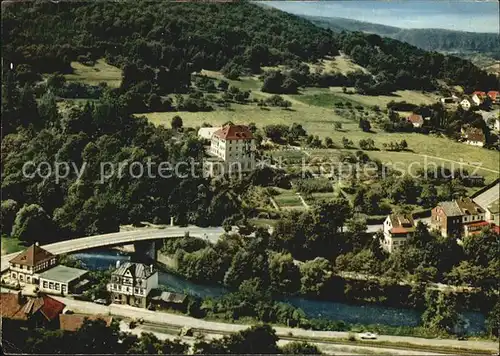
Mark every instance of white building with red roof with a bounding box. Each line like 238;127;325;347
204;124;256;177
407;113;424;128
472;91;487;106
382;214;416;253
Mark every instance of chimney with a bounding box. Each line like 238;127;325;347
116;260;121;269
170;217;174;227
150;264;153;273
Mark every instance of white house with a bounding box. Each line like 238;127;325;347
8;243;58;285
107;262;158;308
460;98;472;111
472;94;482;106
382;214;416;253
203;124;256;177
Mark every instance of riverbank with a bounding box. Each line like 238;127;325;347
73;249;489;338
45;295;500;354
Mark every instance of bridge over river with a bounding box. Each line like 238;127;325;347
1;226;225;273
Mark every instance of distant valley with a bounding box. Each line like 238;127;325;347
304;15;500;74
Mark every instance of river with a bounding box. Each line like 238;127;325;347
72;249;486;334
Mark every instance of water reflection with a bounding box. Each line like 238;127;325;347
72;249;485;334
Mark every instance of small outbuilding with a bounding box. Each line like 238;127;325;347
151;291;188;312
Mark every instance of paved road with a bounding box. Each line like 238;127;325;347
126;322;442;356
38;295;498;353
1;226;225;273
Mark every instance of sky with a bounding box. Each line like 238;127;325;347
263;1;500;33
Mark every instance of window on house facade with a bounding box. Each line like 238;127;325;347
43;281;48;288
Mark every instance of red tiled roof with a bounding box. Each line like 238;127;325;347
0;293;65;322
59;314;113;332
463;221;490;228
214;125;253;140
0;293;28;320
9;244;55;267
464;127;486;143
407;113;424;124
472;91;486;97
390;227;411;234
39;295;65;321
487;91;499;100
493;225;500;234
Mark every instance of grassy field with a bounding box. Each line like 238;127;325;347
64;59;122;88
139;68;498;183
272;188;306;210
328;87;440;107
1;236;24;256
306;54;369;75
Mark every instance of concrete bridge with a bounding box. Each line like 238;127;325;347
1;226;225;273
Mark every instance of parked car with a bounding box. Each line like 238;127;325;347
359;332;378;340
93;298;108;305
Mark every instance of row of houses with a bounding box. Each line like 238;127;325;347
382;183;499;253
5;243;89;295
441;91;500;110
0;290;112;331
3;244;185;311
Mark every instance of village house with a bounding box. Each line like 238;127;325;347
8;243;58;285
460;97;472;110
0;291;65;329
107;261;158;308
38;265;89;296
382;214;416;253
431;197;486;237
472;91;486;106
59;314;113;332
406;113;424;128
461;127;486;147
202;124;256;178
487;90;499;104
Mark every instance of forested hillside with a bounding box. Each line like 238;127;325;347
306;16;500;58
2;0;498;94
